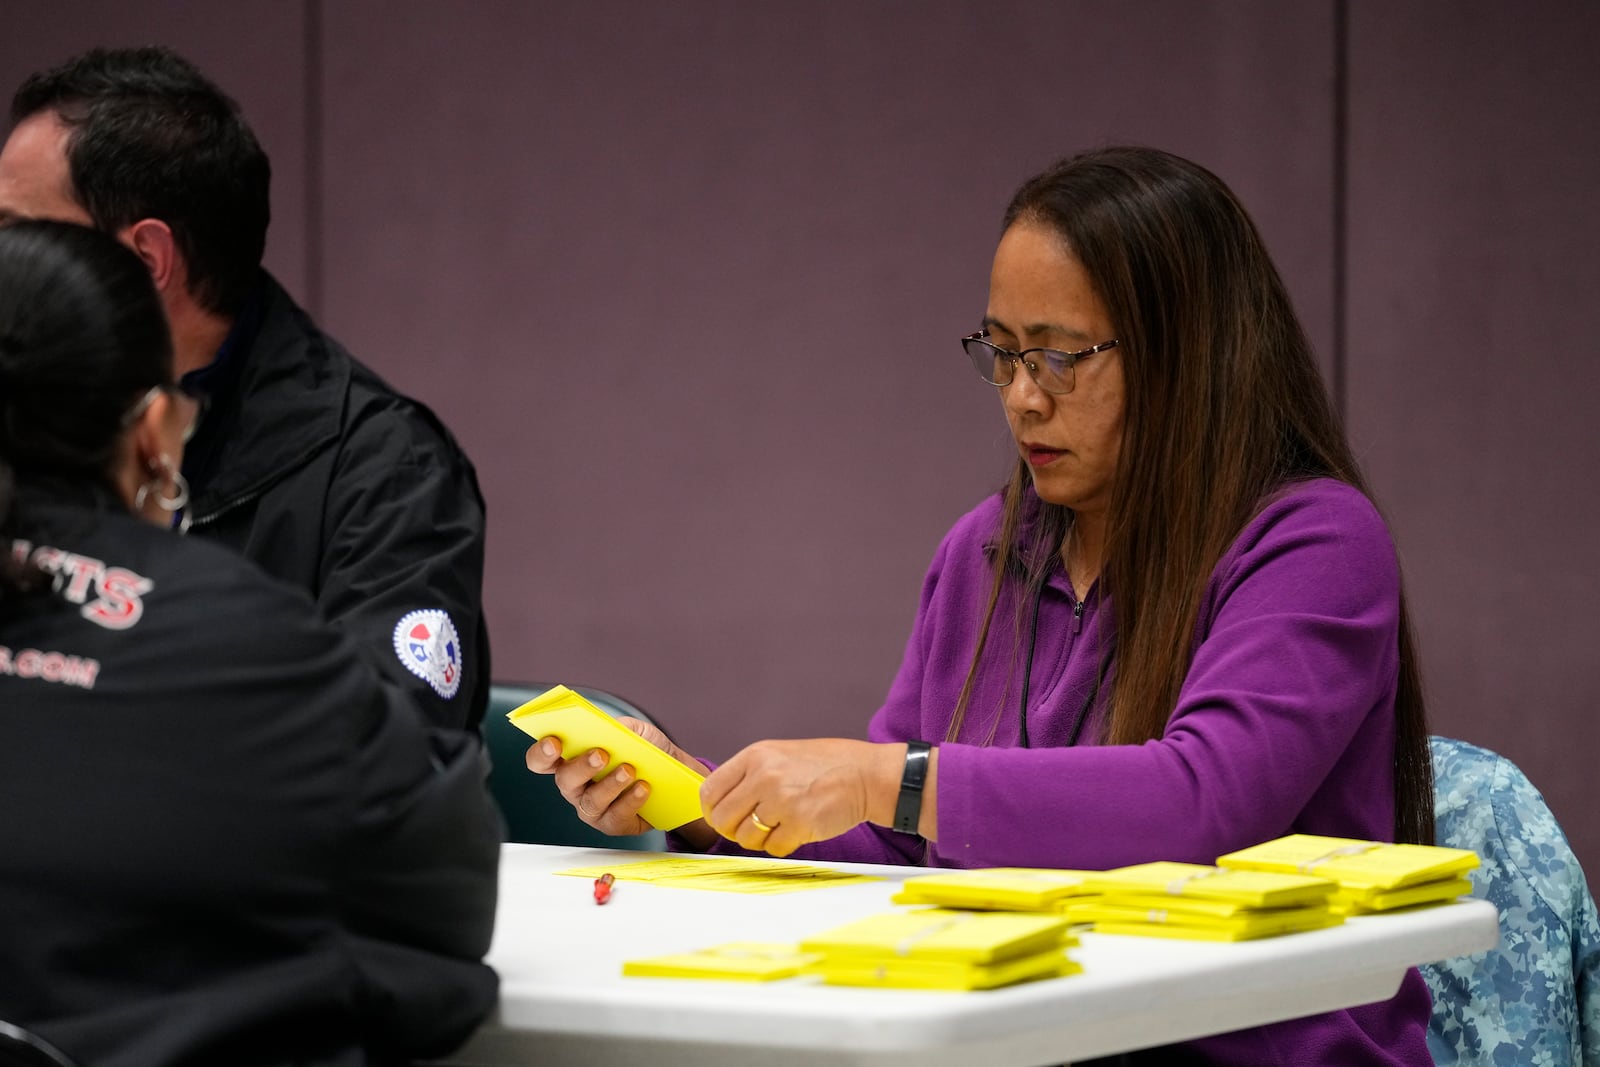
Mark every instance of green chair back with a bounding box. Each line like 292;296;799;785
483;682;668;850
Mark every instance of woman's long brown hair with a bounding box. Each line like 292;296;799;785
946;147;1433;846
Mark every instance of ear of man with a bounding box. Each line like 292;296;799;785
119;218;182;295
116;216;229;378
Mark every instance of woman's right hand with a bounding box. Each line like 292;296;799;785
523;717;718;849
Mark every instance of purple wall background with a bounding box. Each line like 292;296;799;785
5;2;1596;875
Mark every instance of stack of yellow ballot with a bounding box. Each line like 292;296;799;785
892;867;1101;912
797;908;1081;990
1217;834;1479;915
504;684;705;830
1064;861;1343;941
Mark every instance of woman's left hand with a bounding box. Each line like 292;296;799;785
699;739;902;857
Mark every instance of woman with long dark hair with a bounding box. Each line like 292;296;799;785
0;220;502;1067
531;147;1436;1063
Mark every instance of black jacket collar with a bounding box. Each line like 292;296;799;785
182;273;347;522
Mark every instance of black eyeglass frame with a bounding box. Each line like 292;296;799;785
960;331;1120;394
121;383;207;443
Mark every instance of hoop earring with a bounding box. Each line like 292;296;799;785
133;453;192;534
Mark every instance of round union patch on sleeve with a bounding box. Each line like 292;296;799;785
391;608;463;700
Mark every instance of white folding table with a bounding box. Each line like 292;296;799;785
433;843;1498;1066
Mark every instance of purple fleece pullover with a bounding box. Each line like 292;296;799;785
695;477;1433;1064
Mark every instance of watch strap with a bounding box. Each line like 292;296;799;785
893;740;932;835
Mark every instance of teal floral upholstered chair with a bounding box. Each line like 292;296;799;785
1422;736;1600;1065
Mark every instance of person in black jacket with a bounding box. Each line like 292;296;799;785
0;220;501;1065
0;45;490;730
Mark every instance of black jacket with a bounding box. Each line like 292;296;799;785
0;489;501;1067
182;274;490;729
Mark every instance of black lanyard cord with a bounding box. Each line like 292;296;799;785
1017;585;1044;748
1016;585;1100;750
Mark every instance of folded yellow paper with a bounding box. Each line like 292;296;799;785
1074;906;1344;942
1216;834;1479;892
1067;892;1310;919
623;942;822;981
506;684;704;830
556;856;883;894
1082;862;1336;909
1332;877;1475;914
800;908;1075;964
807;946;1081;990
893;867;1100;912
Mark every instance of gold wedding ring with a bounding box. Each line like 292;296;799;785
748;810;776;833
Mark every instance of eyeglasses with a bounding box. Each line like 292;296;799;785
122;384;205;443
960;331;1120;395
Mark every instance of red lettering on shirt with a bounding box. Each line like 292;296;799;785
59;554;107;605
5;540;154;631
0;645;101;689
28;545;66;575
83;568;153;631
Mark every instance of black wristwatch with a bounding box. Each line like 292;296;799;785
893;741;932;835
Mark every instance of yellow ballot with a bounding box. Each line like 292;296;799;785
506;684;705;830
1215;834;1479;892
558;857;882;894
1068;892;1316;919
1081;862;1337;909
893;867;1100;912
800;908;1075;964
1331;877;1476;914
623;942;822;981
1066;902;1344;942
807;947;1081;990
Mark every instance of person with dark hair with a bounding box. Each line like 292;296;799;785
0;220;500;1067
0;45;490;729
529;147;1436;1064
